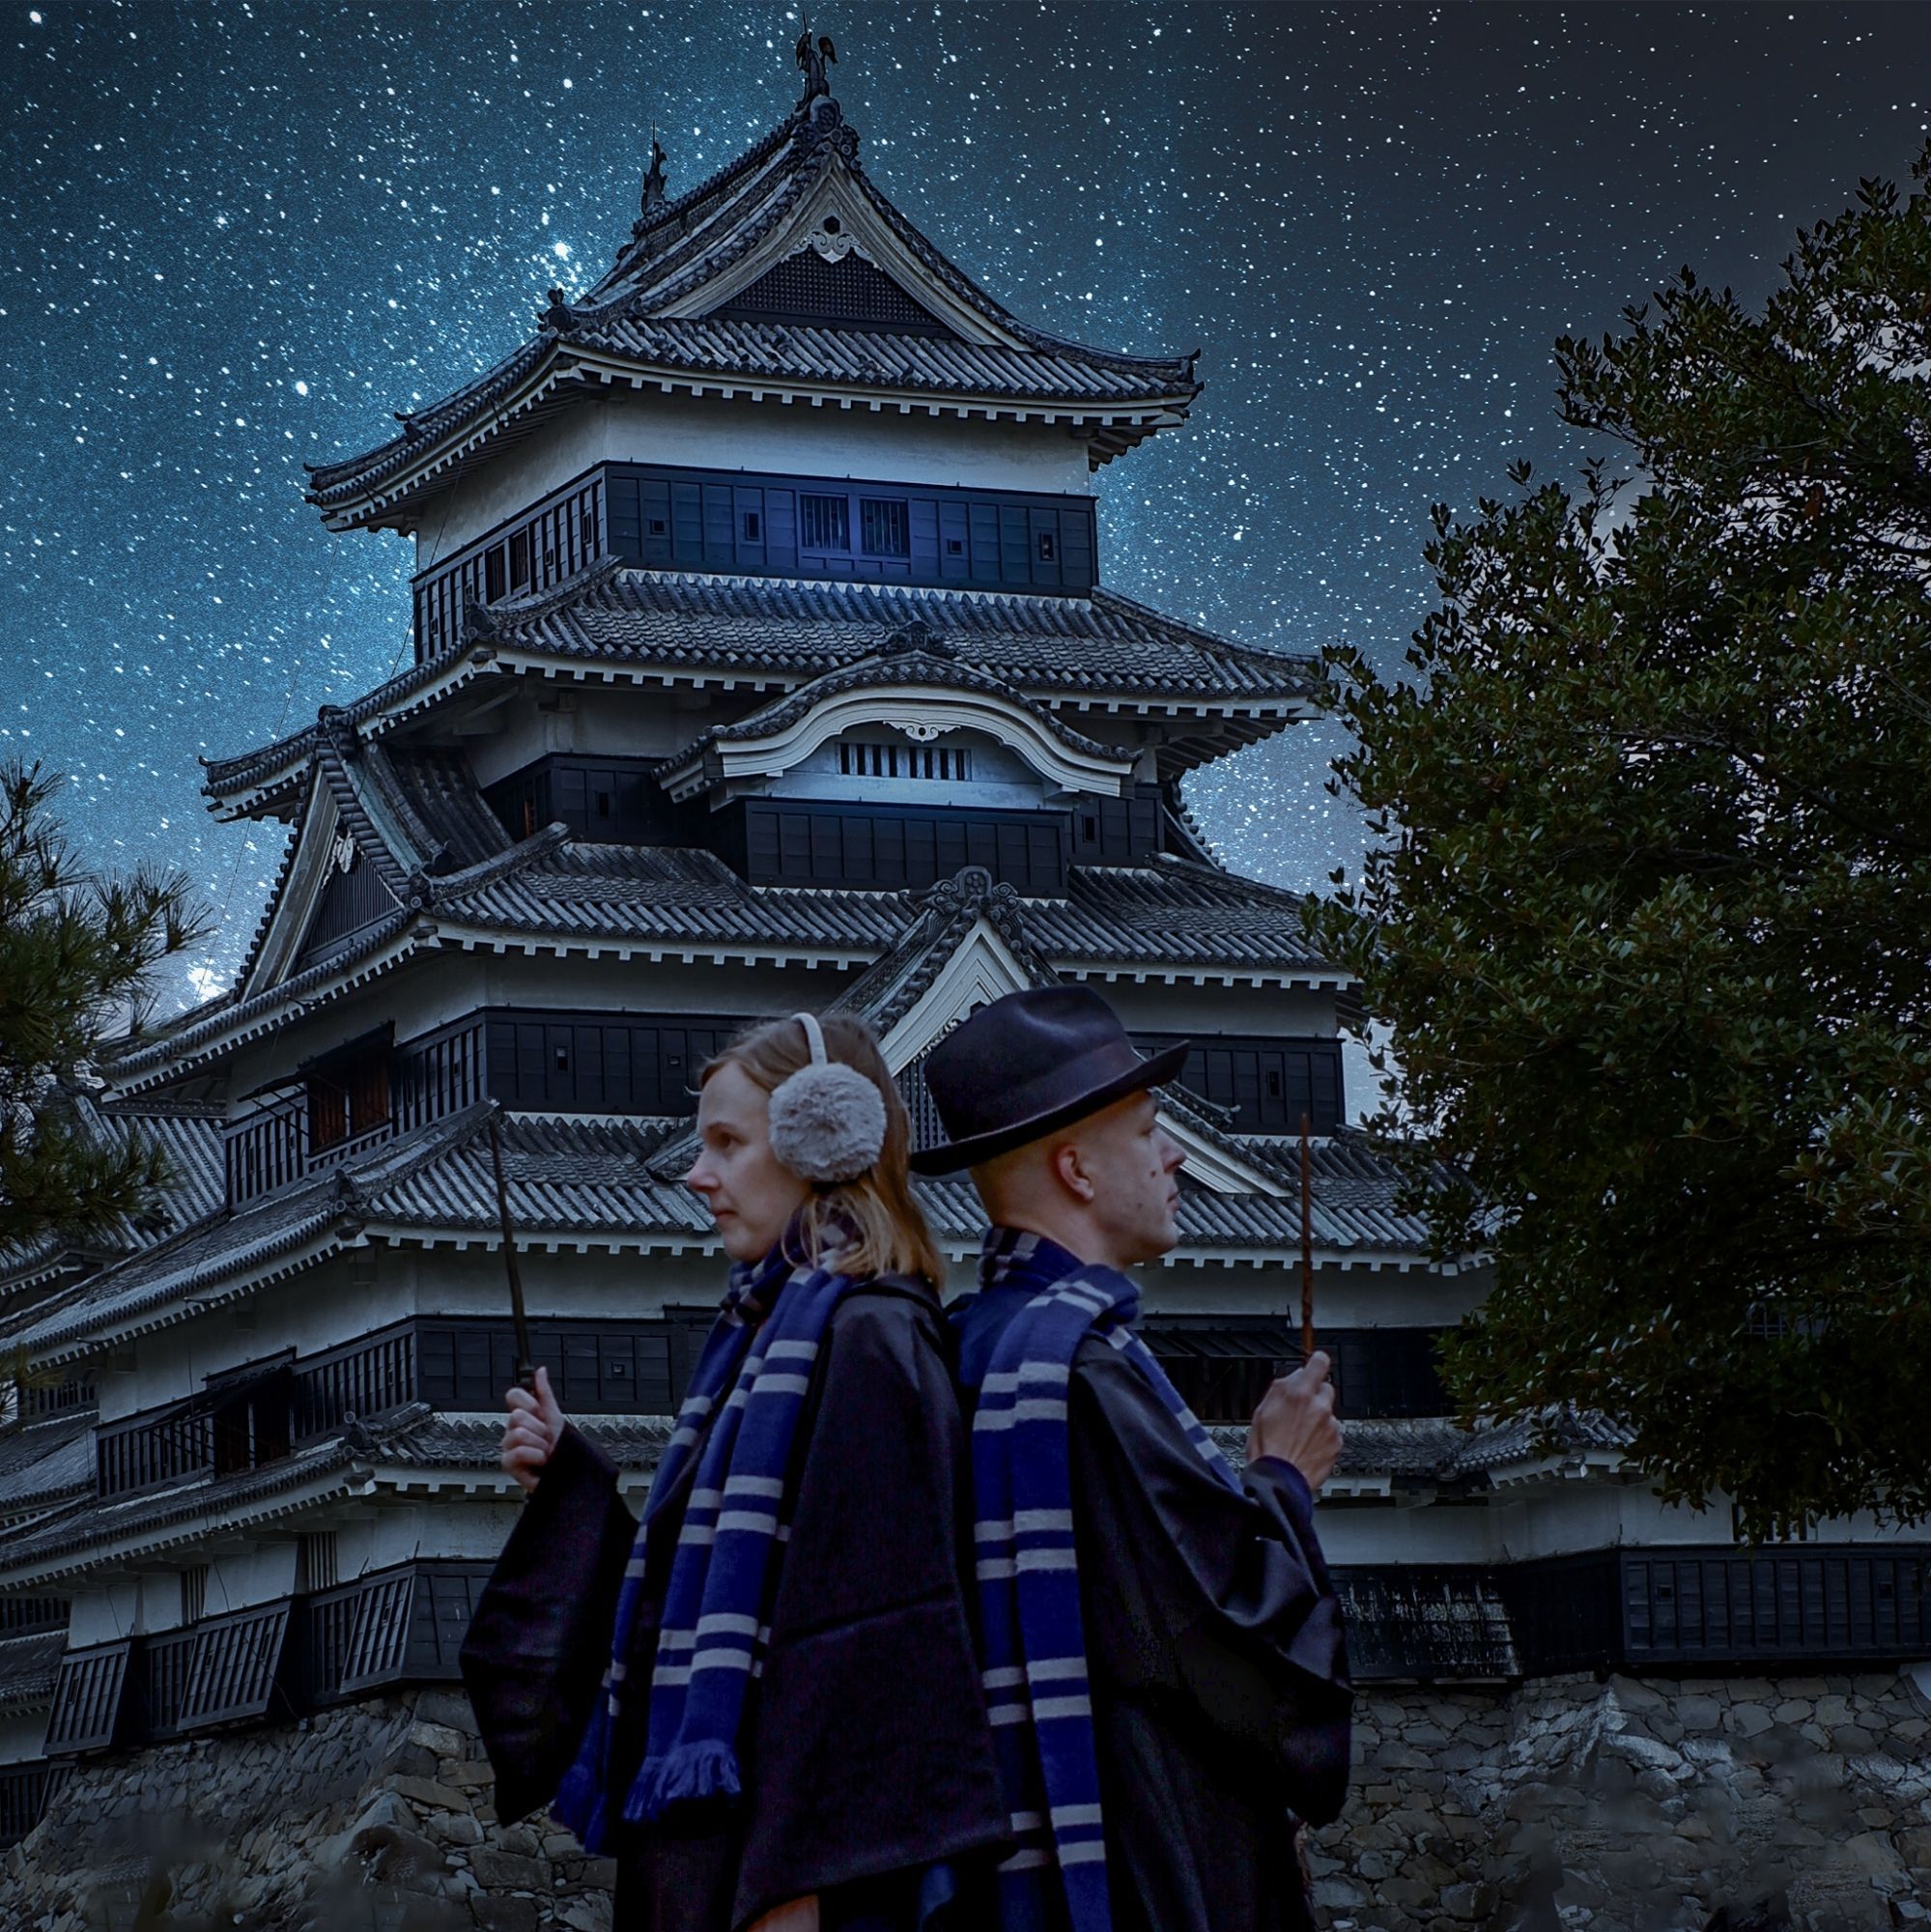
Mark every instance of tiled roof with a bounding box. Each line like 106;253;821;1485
10;1104;1435;1366
0;1632;66;1713
307;98;1198;518
514;574;1311;710
0;1098;227;1304
569;315;1189;403
202;573;1311;814
0;1410;96;1518
0;1430;368;1579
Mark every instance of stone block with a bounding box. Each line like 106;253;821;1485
415;1689;484;1737
469;1849;545;1891
1311;1876;1369;1909
410;1720;472;1760
1675;1696;1724;1730
431;1813;485;1849
470;1899;540;1932
1730;1703;1775;1738
391;1776;474;1812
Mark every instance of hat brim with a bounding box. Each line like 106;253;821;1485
910;1038;1191;1176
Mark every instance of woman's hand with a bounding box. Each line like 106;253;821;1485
748;1900;819;1932
500;1365;565;1493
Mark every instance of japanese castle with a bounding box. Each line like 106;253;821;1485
0;43;1921;1852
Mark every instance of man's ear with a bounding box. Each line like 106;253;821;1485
1048;1137;1096;1205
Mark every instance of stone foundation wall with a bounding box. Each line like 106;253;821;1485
0;1687;611;1932
1309;1669;1931;1932
2;1670;1926;1931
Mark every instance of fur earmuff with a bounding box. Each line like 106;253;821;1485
767;1014;888;1183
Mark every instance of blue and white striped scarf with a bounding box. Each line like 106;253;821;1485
552;1231;859;1854
965;1228;1241;1932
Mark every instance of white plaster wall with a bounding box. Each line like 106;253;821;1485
1098;983;1343;1037
67;1582;141;1648
453;688;715;786
1314;1503;1507;1568
0;1709;47;1768
416;391;1095;564
201;1543;299;1619
1138;1262;1483;1328
99;1258;412;1421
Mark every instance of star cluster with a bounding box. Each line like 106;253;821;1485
2;1;1924;1005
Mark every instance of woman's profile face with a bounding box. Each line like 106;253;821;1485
685;1060;813;1264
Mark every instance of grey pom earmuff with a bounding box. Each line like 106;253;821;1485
766;1012;888;1184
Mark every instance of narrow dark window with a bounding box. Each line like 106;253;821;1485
947;536;965;556
801;494;850;550
648;515;668;536
1038;531;1057;562
484;546;507;601
182;1566;208;1624
508;528;532;590
581;509;596;552
1082;813;1099;841
743;511;762;542
1266;1070;1283;1098
595;788;612;820
860;498;910;557
554;1043;571;1072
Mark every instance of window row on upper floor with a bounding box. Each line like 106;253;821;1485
93;1309;1444;1503
219;1006;1347;1212
411;461;1099;661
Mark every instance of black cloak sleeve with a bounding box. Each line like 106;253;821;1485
458;1423;638;1825
729;1285;1009;1925
1067;1337;1354;1829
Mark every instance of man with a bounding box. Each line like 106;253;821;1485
913;985;1351;1932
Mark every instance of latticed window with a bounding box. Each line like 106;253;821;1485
800;494;850;549
860;497;910;557
837;739;972;781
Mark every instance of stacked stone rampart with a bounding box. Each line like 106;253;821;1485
3;1671;1926;1930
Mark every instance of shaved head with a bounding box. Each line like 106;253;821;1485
969;1089;1184;1271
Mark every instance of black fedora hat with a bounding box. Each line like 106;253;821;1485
910;986;1189;1175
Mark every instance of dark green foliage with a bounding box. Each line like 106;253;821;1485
1307;148;1931;1536
0;762;209;1252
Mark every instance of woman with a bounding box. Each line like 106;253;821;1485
460;1012;1008;1932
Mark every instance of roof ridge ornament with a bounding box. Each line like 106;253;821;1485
640;129;667;220
795;21;838;106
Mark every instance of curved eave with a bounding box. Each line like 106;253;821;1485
308;342;1199;533
206;633;1298;824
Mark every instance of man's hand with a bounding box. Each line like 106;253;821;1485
1245;1350;1342;1492
500;1365;564;1493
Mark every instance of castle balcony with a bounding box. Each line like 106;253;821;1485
409;460;1101;664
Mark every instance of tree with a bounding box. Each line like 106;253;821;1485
1306;146;1931;1536
0;762;209;1253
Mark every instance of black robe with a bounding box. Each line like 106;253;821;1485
951;1321;1352;1932
1065;1334;1353;1932
459;1280;1010;1932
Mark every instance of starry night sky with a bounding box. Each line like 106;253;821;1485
4;1;1927;1007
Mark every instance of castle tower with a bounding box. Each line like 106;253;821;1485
0;42;1921;1923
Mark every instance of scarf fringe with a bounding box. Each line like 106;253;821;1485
626;1739;743;1822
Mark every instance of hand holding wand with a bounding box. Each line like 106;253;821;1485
487;1106;537;1392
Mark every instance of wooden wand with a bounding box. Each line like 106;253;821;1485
1298;1111;1316;1364
486;1107;537;1391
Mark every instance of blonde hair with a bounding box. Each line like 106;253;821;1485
699;1013;945;1291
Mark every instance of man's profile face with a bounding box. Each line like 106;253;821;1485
1065;1090;1185;1265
